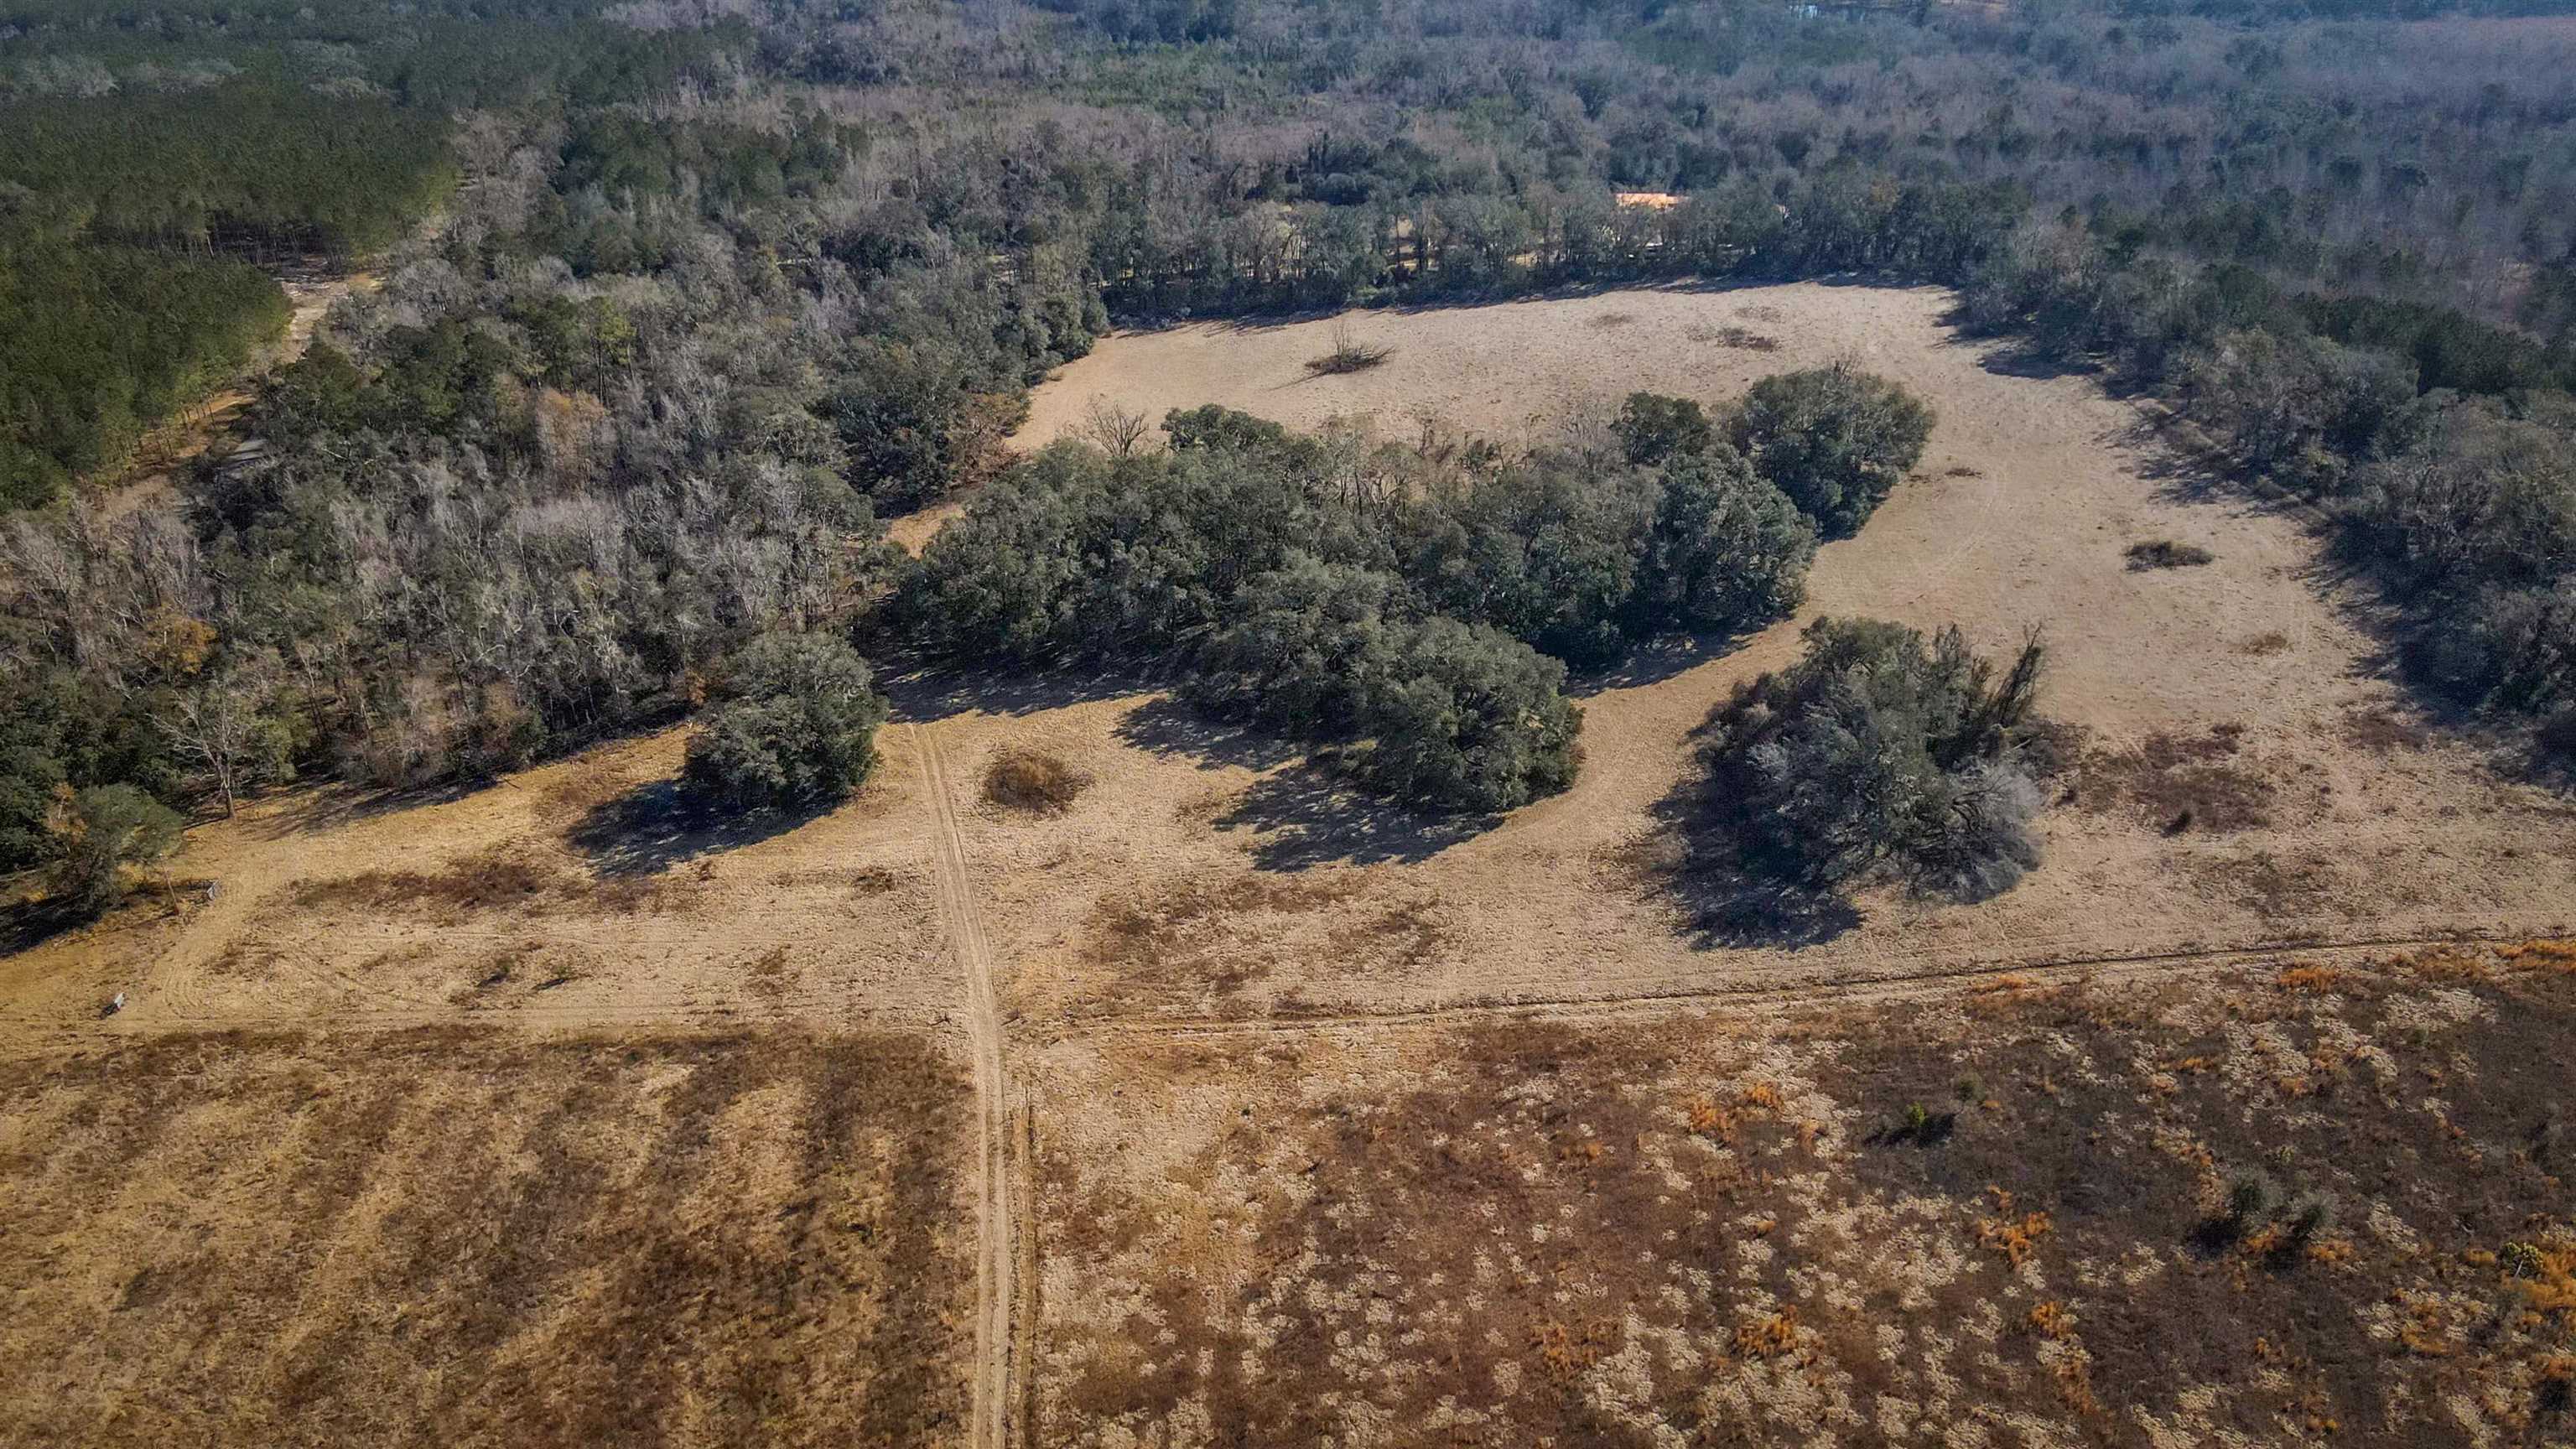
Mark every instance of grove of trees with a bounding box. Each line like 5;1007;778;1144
907;378;1898;810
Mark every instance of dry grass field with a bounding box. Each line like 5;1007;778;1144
1027;944;2576;1446
0;1029;973;1448
6;283;2574;1446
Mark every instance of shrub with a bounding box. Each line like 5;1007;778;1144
2226;1169;2281;1233
682;631;889;813
1624;445;1815;636
1701;617;2048;901
1728;365;1935;538
2283;1190;2338;1244
2127;539;2215;569
983;749;1088;814
44;783;184;917
1305;317;1391;375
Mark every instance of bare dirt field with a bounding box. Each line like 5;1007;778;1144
7;283;2574;1445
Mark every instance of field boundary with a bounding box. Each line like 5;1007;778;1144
1048;922;2566;1044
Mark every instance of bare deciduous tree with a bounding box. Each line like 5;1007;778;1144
1078;397;1152;458
157;671;273;818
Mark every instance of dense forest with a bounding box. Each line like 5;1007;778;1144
6;0;2576;898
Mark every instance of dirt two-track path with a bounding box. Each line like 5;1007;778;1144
914;724;1021;1449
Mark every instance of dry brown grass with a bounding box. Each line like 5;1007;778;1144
1032;953;2576;1446
2076;724;2276;834
0;1028;970;1448
1075;871;1447;1008
982;749;1089;816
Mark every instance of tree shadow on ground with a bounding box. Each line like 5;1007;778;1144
1211;759;1493;870
1112;695;1306;772
1570;627;1768;698
2113;410;2321;518
1114;696;1497;868
1639;732;1862;948
0;898;89;959
245;777;480;842
876;651;1155;724
564;779;831;878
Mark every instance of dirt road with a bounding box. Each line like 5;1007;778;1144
915;725;1019;1449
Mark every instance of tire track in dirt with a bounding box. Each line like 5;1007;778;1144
914;724;1019;1449
1048;923;2561;1044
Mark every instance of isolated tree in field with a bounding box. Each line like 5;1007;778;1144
683;631;890;813
1078;397;1151;458
1702;617;2048;901
1624;446;1816;636
44;783;184;917
1729;366;1935;537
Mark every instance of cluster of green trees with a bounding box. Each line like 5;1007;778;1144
1;83;456;257
908;374;1923;810
1701;618;2053;903
0;230;288;506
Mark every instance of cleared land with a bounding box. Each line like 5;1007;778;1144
959;284;2576;1026
6;283;2574;1445
0;1029;972;1448
1028;945;2576;1446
